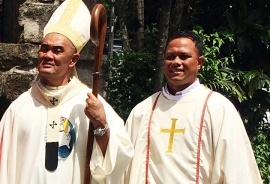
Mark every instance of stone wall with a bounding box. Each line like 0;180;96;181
0;0;105;119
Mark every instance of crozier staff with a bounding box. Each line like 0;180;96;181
83;4;109;184
0;0;133;183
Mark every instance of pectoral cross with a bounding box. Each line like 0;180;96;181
50;97;58;106
50;121;57;129
160;118;185;153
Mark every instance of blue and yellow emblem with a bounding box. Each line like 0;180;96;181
58;117;76;158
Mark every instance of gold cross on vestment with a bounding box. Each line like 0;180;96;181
160;118;185;153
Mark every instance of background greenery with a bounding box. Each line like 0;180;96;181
101;0;270;182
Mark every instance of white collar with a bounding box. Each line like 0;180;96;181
162;79;201;101
38;77;74;96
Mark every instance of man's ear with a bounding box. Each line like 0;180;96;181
69;53;80;67
197;56;205;69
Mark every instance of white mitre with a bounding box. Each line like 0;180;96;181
43;0;91;77
44;0;91;53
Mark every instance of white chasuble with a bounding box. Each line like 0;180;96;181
0;77;133;184
124;85;262;184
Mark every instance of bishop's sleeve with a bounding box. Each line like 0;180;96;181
0;103;17;184
209;94;263;184
90;97;134;184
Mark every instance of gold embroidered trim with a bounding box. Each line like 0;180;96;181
59;0;82;25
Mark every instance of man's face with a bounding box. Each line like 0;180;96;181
163;37;204;94
38;33;78;86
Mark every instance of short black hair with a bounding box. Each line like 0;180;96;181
166;30;203;56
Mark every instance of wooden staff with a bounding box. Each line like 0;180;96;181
84;3;107;184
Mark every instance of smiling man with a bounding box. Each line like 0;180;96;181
38;33;79;86
0;0;133;183
123;30;262;184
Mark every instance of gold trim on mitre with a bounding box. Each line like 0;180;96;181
44;24;85;53
43;0;91;53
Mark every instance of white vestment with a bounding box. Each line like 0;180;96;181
124;85;262;184
0;77;133;184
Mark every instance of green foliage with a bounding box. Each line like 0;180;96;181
144;23;159;53
241;89;270;183
241;70;270;98
99;0;110;11
195;26;270;100
251;130;270;183
194;27;247;102
224;0;270;53
103;23;159;121
103;50;156;121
